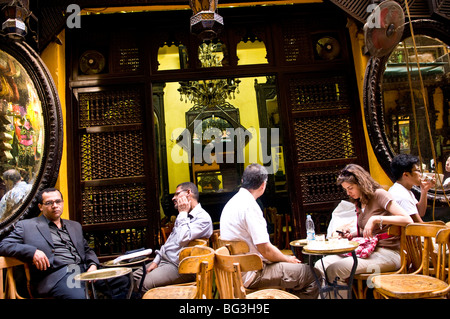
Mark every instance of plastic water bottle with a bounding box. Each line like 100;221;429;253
306;215;315;242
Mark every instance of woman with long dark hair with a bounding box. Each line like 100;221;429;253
314;164;413;297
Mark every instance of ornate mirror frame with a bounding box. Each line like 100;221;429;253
363;19;450;201
0;36;63;238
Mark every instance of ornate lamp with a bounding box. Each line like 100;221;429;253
189;0;223;40
178;43;240;109
1;0;29;39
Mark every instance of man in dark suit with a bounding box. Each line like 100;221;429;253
0;188;100;298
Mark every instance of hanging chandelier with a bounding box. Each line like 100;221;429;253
178;43;240;108
189;0;223;40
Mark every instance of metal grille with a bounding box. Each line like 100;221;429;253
80;130;145;180
82;183;147;225
289;76;349;111
281;19;312;64
78;89;143;128
293;115;356;162
299;167;348;203
86;227;147;257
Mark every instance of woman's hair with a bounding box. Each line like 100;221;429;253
336;163;381;205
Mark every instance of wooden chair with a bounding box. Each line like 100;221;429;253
217;238;250;255
353;222;448;299
187;238;208;247
214;246;299;299
371;223;450;299
352;225;404;299
142;245;214;299
210;229;221;250
160;226;172;243
0;256;32;299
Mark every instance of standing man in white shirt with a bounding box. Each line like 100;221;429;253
133;182;213;292
388;154;435;222
220;163;319;299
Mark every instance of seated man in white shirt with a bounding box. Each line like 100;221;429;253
133;182;213;292
220;163;319;299
388;154;435;222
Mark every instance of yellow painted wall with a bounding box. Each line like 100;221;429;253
164;75;267;193
40;31;69;220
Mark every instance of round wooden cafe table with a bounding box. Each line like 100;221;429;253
74;267;133;299
102;256;151;296
301;240;359;299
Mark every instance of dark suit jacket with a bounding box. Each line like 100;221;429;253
0;215;99;295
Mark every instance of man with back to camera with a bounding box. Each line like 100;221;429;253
220;163;319;298
133;182;213;293
389;154;435;222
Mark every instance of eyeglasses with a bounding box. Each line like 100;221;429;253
42;199;64;206
174;189;187;196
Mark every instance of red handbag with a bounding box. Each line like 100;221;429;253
341;233;390;258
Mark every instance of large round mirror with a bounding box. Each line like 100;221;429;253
0;36;63;238
364;19;450;202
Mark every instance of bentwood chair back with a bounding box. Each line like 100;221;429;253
0;256;32;299
435;228;450;284
142;245;215;299
371;223;450;299
214;246;299;299
217;238;250;255
187;238;208;247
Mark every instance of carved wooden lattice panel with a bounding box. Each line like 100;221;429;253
299;167;348;203
82;183;147;225
281;19;313;64
78;87;148;231
293;115;356;162
289;76;349;111
111;32;142;73
85;227;147;257
78;89;143;128
80;130;145;180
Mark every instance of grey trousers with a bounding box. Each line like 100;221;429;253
247;262;320;299
133;259;195;293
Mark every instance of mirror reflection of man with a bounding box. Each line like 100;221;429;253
0;169;31;220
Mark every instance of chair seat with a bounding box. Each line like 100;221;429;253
142;285;197;299
372;274;449;299
246;289;299;299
